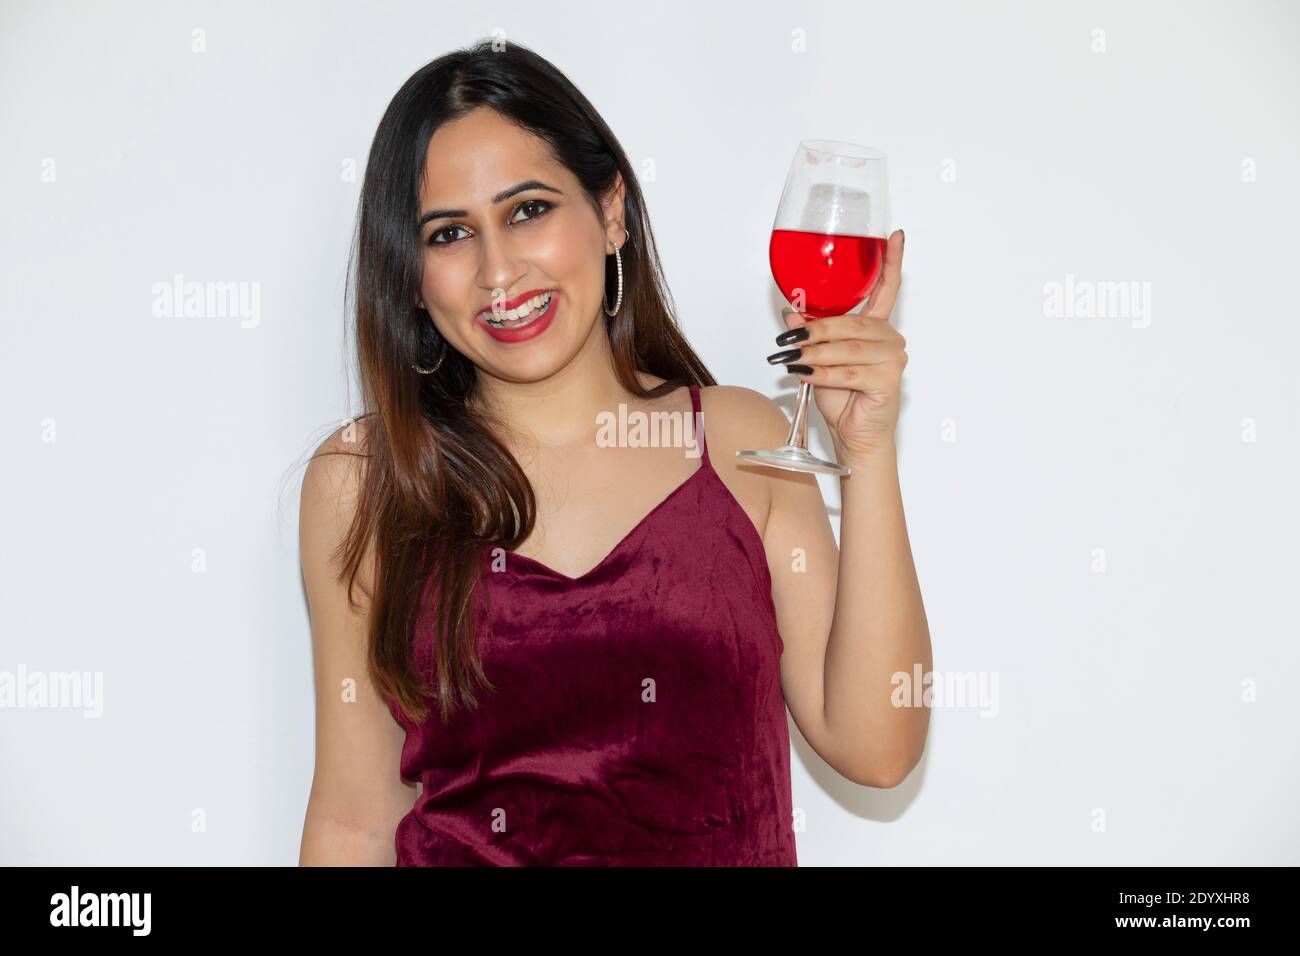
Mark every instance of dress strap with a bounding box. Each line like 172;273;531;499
688;382;710;466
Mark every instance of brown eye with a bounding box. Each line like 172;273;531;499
511;199;553;224
426;199;553;248
428;224;467;246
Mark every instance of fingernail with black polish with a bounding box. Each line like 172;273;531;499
775;327;810;346
785;364;813;375
766;347;802;365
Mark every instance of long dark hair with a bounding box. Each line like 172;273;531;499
319;39;715;726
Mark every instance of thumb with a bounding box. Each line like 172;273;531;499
781;306;808;332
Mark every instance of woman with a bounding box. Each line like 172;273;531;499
298;39;931;866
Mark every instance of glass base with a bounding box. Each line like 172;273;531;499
736;445;852;476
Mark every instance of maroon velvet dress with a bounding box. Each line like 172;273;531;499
388;383;798;866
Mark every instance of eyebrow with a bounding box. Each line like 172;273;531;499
418;179;564;227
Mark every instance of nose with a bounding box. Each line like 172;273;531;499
475;224;526;303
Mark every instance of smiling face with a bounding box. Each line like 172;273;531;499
416;107;626;382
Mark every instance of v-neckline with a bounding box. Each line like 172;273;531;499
498;460;710;583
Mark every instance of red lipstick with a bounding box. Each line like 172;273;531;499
477;289;559;344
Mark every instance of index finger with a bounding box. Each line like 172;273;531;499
863;229;904;319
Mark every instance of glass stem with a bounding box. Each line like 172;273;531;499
784;380;813;450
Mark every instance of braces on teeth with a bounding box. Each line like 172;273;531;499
486;291;553;328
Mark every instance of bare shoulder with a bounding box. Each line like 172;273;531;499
300;415;376;597
697;384;792;446
696;384;816;538
302;416;373;498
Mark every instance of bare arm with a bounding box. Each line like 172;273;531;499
298;427;417;865
732;384;930;788
704;386;859;783
822;437;931;787
757;229;932;788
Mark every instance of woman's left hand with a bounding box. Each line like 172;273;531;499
774;228;907;462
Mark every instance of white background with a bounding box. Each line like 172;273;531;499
2;0;1297;865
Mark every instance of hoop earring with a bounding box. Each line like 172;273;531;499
412;338;446;375
412;306;448;374
603;225;629;317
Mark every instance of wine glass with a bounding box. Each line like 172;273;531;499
737;139;890;476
